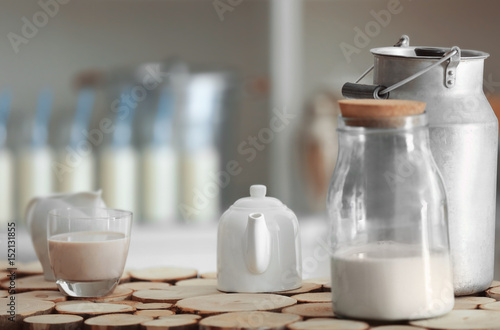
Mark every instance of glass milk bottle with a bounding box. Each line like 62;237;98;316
99;84;138;216
139;83;178;223
0;90;13;225
18;89;54;219
55;88;96;193
327;99;454;321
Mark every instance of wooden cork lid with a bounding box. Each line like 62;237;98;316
339;99;426;118
338;99;426;128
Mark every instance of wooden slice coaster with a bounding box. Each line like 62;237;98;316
486;286;500;300
410;310;500;329
175;278;217;286
282;303;334;319
132;286;223;304
135;302;173;310
55;300;86;307
200;272;217;279
159;314;201;320
23;314;83;330
15;290;67;303
1;275;57;292
479;301;500;311
0;298;54;330
142;316;198;330
118;281;172;291
129;267;197;283
134;309;175;318
120;271;131;284
199;311;301;330
55;301;135;317
176;293;297;316
274;283;322;296
370;326;426;330
303;277;330;286
489;280;500;288
109;300;139;307
17;261;43;277
454;296;496;310
84;313;153;329
287;318;369;330
0;260;12;271
291;292;332;304
0;272;8;282
69;285;133;302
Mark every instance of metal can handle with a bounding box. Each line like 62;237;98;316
341;34;461;99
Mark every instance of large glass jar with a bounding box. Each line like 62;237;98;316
327;100;454;321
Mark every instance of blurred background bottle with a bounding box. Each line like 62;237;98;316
0;90;13;225
17;89;53;220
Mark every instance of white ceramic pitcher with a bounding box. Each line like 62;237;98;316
217;185;302;292
25;190;106;280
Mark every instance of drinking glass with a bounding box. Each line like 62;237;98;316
47;207;132;297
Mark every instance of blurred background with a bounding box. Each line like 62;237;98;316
1;0;500;276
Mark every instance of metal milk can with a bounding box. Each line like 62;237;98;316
342;35;498;295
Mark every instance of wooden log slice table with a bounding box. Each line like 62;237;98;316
14;290;67;303
134;309;176;318
200;272;217;279
118;281;172;291
409;310;500;329
55;301;135;318
479;301;500;311
273;283;322;296
68;285;133;302
1;275;58;292
176;293;297;316
287;318;370;330
16;261;43;277
291;292;332;304
0;298;54;330
282;302;335;319
23;314;83;330
370;326;428;330
175;278;217;287
84;313;153;329
0;262;498;330
129;267;198;283
142;315;200;330
199;311;301;330
135;302;173;310
453;296;496;310
132;286;223;304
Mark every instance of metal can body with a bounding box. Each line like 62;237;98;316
372;47;498;295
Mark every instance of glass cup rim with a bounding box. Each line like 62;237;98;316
48;207;133;221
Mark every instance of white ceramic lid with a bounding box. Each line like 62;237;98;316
231;185;284;209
